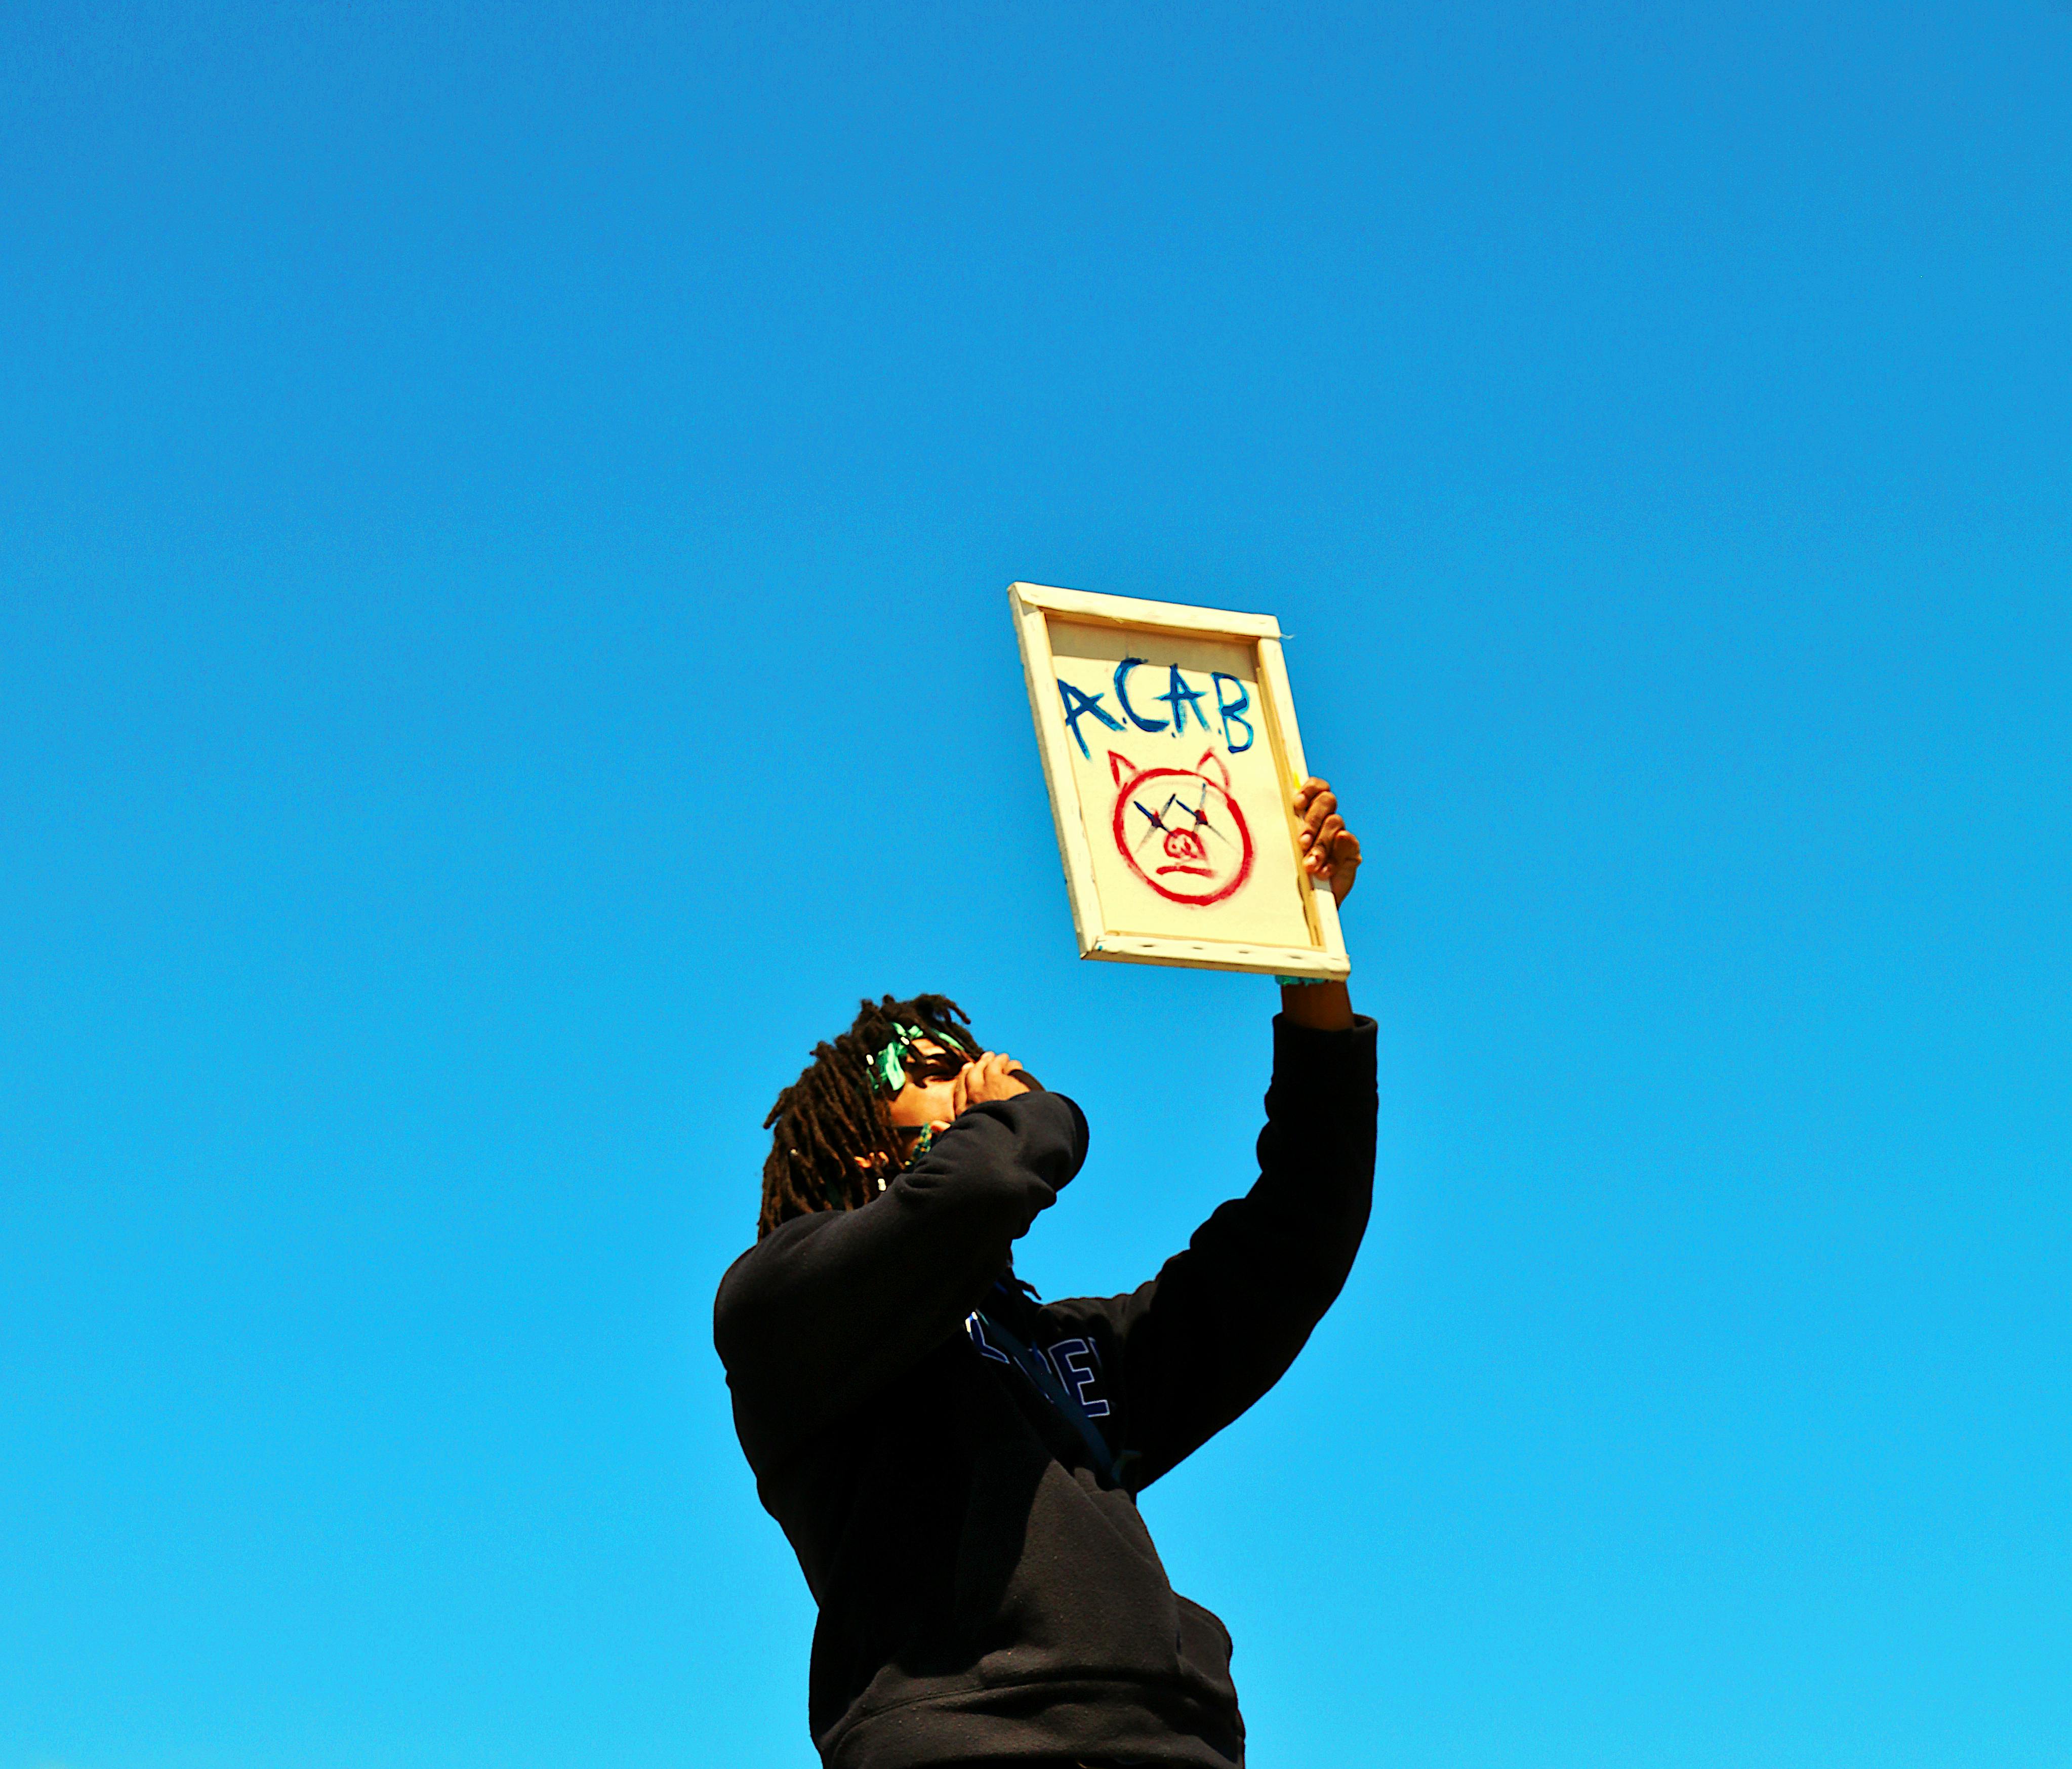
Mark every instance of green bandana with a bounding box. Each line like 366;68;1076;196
868;1021;967;1096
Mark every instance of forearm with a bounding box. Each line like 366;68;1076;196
1279;978;1354;1030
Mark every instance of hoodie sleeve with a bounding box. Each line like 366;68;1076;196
1046;1014;1377;1491
713;1089;1088;1457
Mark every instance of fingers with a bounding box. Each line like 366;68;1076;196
1295;782;1337;860
1291;775;1362;904
955;1053;1031;1108
1304;809;1345;864
1325;827;1361;903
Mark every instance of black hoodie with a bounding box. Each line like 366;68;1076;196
714;1013;1377;1768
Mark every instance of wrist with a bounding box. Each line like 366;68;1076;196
1278;977;1354;1030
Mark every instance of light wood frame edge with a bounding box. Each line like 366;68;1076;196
1087;936;1350;978
1256;636;1350;970
1009;585;1104;956
1007;581;1283;640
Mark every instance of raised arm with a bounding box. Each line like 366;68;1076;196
1048;776;1374;1486
1281;773;1361;1033
1053;1013;1375;1489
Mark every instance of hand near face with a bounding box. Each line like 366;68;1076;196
1292;777;1362;906
933;1052;1030;1135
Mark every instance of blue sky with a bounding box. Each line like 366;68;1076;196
3;2;2068;1764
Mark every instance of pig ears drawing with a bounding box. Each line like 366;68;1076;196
1109;748;1231;790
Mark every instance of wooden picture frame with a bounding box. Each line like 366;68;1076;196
1009;582;1351;980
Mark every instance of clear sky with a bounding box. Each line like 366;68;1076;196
3;3;2068;1765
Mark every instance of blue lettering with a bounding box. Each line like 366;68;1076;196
1113;658;1167;732
1157;666;1210;735
965;1314;1012;1365
1048;1337;1109;1417
1058;679;1125;758
1211;673;1254;752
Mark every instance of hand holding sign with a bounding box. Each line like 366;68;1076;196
1293;777;1361;904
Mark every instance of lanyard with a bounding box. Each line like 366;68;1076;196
970;1303;1122;1487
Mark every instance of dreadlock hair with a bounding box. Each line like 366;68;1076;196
758;993;979;1241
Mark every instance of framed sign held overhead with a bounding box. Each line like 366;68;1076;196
1009;582;1351;980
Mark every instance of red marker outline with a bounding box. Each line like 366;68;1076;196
1108;749;1255;907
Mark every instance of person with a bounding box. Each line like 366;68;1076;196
715;779;1375;1769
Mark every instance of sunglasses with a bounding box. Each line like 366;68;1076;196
899;1043;972;1085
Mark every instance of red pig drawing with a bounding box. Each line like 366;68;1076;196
1109;748;1256;907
